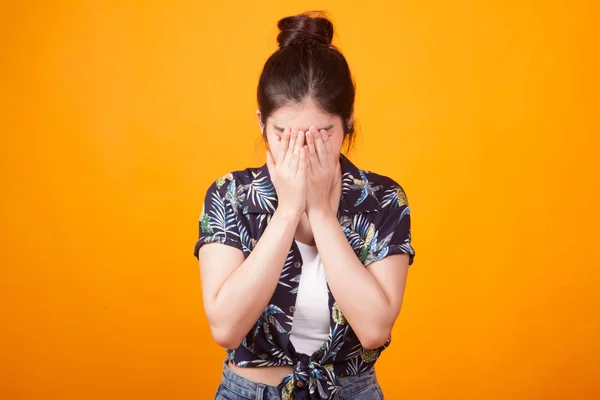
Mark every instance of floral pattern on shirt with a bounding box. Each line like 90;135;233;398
194;154;415;399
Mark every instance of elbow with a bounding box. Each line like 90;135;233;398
205;302;243;350
357;327;392;350
360;335;390;350
205;308;243;349
210;324;243;350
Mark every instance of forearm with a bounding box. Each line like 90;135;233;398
209;209;299;346
310;208;395;348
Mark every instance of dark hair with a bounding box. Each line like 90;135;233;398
257;11;356;150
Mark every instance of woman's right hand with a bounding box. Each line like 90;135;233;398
266;127;307;218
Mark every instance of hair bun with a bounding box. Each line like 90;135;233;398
277;12;334;49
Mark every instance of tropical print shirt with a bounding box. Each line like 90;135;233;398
193;154;415;399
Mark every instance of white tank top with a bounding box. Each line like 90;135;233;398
289;240;331;355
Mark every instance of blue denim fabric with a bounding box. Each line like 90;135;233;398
214;360;384;400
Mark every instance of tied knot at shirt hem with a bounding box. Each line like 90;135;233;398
277;354;342;400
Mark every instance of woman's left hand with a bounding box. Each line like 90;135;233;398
305;126;342;217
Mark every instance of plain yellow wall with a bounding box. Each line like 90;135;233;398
1;1;599;399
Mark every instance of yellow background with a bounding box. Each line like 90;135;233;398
1;1;599;399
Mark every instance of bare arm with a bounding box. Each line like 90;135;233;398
199;209;300;349
198;127;307;349
309;208;409;349
304;126;411;349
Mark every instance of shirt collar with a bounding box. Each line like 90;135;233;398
241;154;382;216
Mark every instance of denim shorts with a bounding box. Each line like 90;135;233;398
214;360;384;400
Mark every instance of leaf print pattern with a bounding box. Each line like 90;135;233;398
237;221;254;253
199;212;212;235
381;185;408;209
263;304;289;333
339;212;405;267
193;154;415;399
332;303;346;325
320;316;349;365
345;342;365;360
225;179;249;214
360;349;379;363
247;170;276;212
344;355;372;375
344;170;383;207
281;377;295;399
338;214;370;253
363;230;395;267
278;252;295;289
215;172;233;189
199;185;240;246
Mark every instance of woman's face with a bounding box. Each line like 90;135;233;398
258;99;348;160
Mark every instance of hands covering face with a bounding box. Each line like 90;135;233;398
266;126;341;217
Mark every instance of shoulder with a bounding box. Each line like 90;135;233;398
206;165;268;195
357;167;410;209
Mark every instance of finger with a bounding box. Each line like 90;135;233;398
321;129;336;167
289;134;300;171
305;128;320;166
293;130;304;156
303;145;311;170
278;128;290;164
306;132;320;172
289;130;303;170
297;147;307;178
285;128;298;165
312;126;327;163
289;126;299;152
321;129;333;155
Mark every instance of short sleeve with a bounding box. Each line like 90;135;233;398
193;177;244;260
374;185;415;266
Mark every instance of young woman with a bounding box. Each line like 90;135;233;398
194;12;415;400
